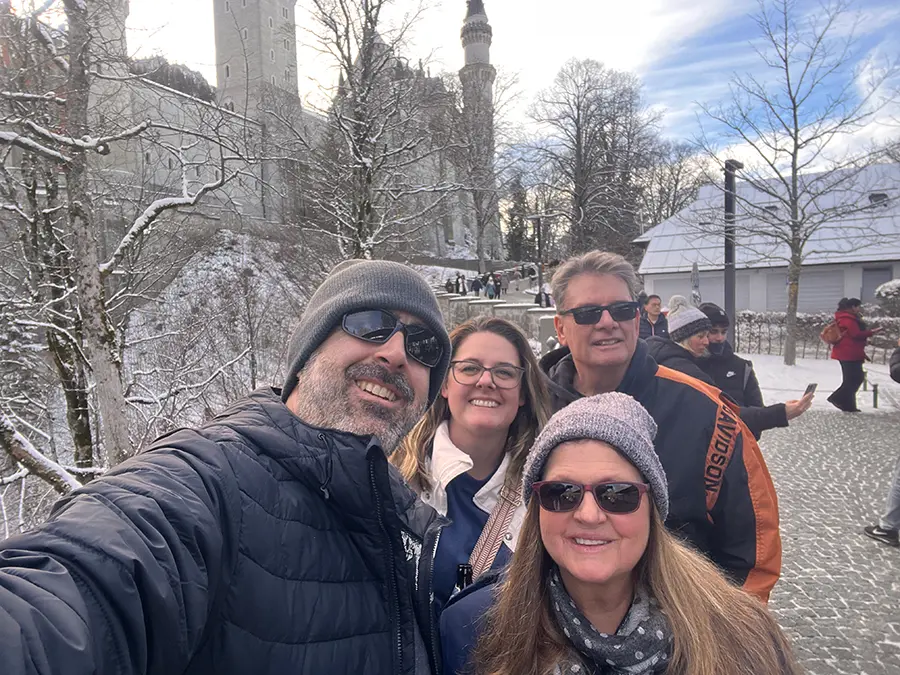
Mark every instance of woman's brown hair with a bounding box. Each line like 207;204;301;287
473;502;802;675
392;316;552;493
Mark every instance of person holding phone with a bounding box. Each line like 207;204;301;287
697;303;813;438
828;297;883;412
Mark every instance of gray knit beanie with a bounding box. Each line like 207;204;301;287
281;260;451;405
666;295;712;344
522;392;668;519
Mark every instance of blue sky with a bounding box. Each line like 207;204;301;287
120;0;900;146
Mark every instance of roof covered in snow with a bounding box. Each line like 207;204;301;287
637;162;900;274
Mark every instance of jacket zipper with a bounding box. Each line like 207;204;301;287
371;460;403;672
425;524;443;674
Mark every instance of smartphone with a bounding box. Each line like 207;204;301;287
804;383;818;396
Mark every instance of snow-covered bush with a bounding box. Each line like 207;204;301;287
875;279;900;316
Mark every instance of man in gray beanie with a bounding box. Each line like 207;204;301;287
0;259;450;675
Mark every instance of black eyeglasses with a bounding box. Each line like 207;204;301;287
449;360;525;389
531;481;649;514
558;301;640;325
341;310;444;368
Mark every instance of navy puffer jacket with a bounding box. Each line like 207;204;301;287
0;388;443;675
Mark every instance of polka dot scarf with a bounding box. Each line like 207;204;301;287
548;569;672;674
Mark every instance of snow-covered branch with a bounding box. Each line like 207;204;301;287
1;91;67;105
98;171;229;276
0;130;71;162
0;413;80;495
23;119;151;156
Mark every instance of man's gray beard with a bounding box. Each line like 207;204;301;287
290;351;427;455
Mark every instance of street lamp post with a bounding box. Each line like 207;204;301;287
724;159;743;344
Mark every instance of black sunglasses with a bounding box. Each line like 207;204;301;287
341;310;444;368
531;481;649;514
558;301;640;325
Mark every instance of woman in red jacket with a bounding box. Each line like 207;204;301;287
827;297;883;412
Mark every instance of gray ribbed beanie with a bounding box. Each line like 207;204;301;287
667;295;712;344
281;260;451;405
522;392;669;519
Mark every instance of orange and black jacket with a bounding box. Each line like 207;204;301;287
540;341;782;602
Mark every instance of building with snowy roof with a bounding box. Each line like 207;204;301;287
635;162;900;312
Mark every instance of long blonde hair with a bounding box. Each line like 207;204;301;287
393;316;552;493
474;503;801;675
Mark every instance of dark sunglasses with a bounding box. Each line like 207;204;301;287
341;310;444;368
559;301;640;325
531;481;649;514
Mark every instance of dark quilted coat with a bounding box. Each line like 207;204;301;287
0;388;443;675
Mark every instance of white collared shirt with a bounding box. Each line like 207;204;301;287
418;421;526;551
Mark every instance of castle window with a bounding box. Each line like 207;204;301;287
241;28;248;40
225;64;230;78
215;169;221;181
269;17;274;28
241;0;246;7
869;192;889;207
195;166;201;178
144;152;151;164
270;49;275;62
225;0;229;11
282;7;289;18
271;75;277;85
167;157;175;170
283;38;289;50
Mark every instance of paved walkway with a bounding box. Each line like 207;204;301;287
764;409;900;674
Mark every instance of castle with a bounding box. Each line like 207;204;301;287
116;0;501;259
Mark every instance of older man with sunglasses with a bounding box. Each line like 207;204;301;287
0;260;451;675
539;251;782;603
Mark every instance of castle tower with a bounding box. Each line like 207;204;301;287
459;0;500;258
214;0;299;110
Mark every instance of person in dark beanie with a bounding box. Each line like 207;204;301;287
828;297;883;412
638;294;669;339
0;259;452;675
697;302;813;439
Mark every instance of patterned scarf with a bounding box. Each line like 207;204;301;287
548;569;673;674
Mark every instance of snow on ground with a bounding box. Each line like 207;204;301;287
741;352;900;413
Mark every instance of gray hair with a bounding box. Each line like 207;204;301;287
550;251;640;310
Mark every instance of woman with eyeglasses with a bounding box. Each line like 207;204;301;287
393;316;552;614
440;393;800;675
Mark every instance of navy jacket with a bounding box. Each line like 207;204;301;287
639;313;669;340
540;342;781;601
0;388;442;675
646;337;788;440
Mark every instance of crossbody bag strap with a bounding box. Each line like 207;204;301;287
468;483;520;579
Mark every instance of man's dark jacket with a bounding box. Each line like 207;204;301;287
0;388;443;675
645;337;788;440
539;341;781;601
638;313;669;340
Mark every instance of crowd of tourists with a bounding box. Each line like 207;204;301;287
0;250;894;674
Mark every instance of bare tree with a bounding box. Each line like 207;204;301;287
293;0;460;260
637;140;710;230
696;0;899;365
529;58;660;257
0;0;252;498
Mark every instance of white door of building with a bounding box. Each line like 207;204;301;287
766;270;845;312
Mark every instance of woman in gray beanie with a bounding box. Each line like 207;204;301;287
440;393;800;675
644;295;717;388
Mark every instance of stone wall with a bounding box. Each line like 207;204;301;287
435;292;559;353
